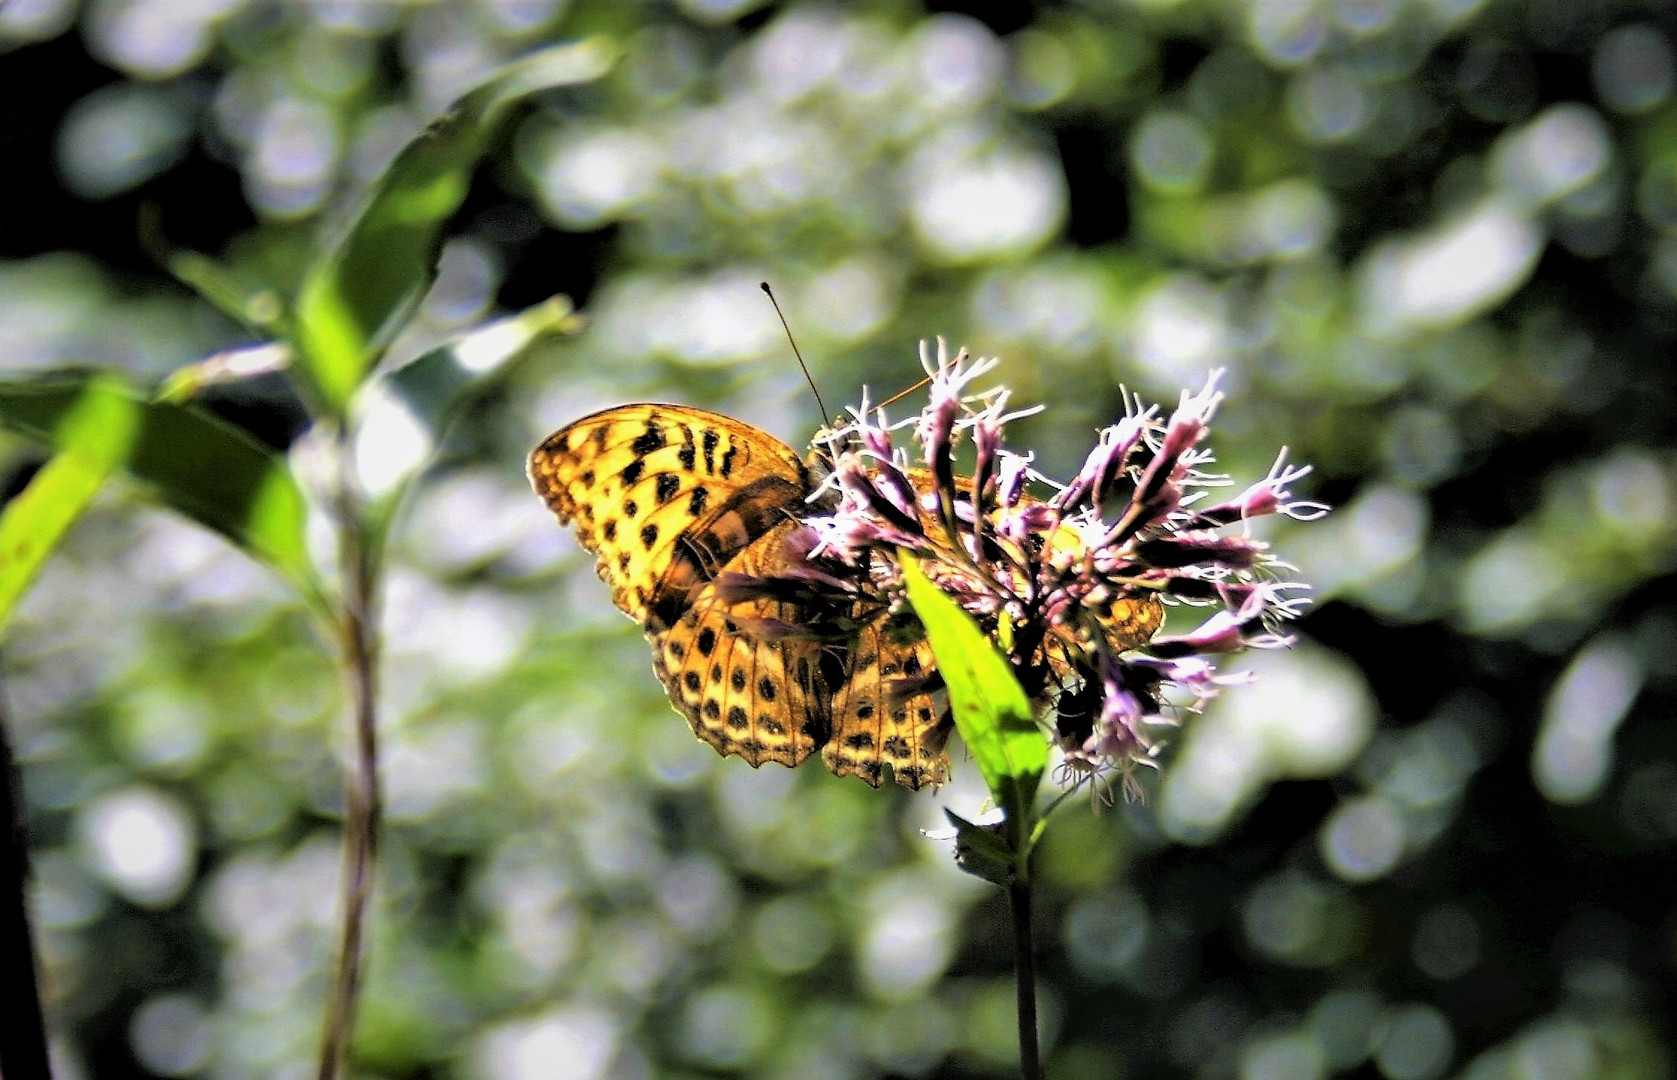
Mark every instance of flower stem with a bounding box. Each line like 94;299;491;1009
317;426;382;1080
1010;877;1043;1080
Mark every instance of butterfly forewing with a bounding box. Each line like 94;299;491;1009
528;404;812;628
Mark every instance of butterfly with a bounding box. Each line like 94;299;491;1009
528;404;952;789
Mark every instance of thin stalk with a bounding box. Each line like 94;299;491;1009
0;662;53;1080
1009;877;1043;1080
316;425;382;1080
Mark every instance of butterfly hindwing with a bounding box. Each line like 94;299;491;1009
826;617;950;789
651;529;834;770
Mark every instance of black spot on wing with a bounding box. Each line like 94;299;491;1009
621;459;644;486
702;429;719;473
655;472;680;504
632;422;666;457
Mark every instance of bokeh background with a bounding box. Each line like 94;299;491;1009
4;0;1676;1078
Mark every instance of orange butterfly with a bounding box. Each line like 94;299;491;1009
528;404;951;789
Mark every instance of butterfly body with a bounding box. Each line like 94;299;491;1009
529;404;951;789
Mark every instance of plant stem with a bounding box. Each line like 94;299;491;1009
1010;877;1043;1080
0;664;53;1080
317;426;382;1080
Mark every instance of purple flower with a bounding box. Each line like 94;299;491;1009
789;342;1324;795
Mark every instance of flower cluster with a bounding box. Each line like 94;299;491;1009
809;341;1325;795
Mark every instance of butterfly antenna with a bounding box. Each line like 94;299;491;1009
874;373;935;412
761;282;834;433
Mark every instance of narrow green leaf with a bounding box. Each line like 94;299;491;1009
139;206;289;334
0;376;324;608
292;39;616;414
941;809;1017;888
899;552;1046;821
0;376;141;634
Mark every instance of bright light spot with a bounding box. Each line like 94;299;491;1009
908;138;1065;263
1243;873;1350;966
859;874;957;1000
749;8;851;101
1294;483;1428;599
424;239;500;327
677;986;775;1069
1360;199;1543;337
0;0;77;39
750;895;835;974
1373;1005;1453;1080
248;97;341;217
593;270;785;365
474;1005;620;1080
1162;647;1375;842
1287;66;1374;142
1248;179;1335;258
384;719;487;821
655;856;737;941
130;994;212;1076
355;383;434;500
1514;1021;1600;1080
1590;450;1671;538
483;0;563;34
1129;275;1230;387
804;256;897;342
88;0;231;77
58;85;193;199
385;577;534;683
1131;110;1214;194
79;787;197;907
1492;105;1611;209
1533;635;1643;805
1242;1031;1326;1080
536;128;662;228
1593;24;1675;114
1320;796;1406;882
1248;0;1327;66
973;260;1104;348
1331;0;1400;35
1457;527;1571;634
910;15;1003;111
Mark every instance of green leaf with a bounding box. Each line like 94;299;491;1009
0;376;324;608
899;552;1046;831
0;375;140;635
292;38;616;415
941;809;1017;888
140;206;288;334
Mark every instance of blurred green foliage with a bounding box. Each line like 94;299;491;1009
3;1;1677;1079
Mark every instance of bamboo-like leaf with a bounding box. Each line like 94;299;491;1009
292;39;615;414
0;375;140;634
0;376;323;607
900;552;1045;831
